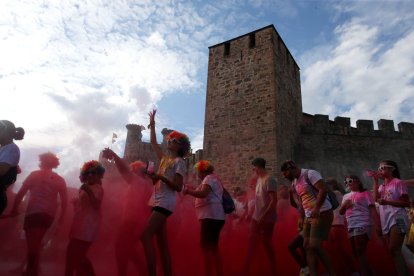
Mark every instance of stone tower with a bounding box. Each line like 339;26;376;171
123;124;147;164
203;25;302;187
123;124;175;170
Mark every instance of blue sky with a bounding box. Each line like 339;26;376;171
1;0;413;186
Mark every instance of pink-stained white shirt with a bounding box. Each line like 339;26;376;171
342;190;374;228
293;169;332;218
194;174;225;220
253;175;277;222
70;184;104;242
22;170;66;218
378;178;409;235
152;156;186;212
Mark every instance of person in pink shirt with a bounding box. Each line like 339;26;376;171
339;175;380;276
183;160;225;276
10;152;67;276
370;160;410;276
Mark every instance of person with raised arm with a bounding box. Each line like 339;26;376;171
101;148;152;276
141;109;190;276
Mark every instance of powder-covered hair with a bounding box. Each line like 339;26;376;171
129;160;146;173
80;160;105;181
167;130;191;157
194;160;214;175
39;152;60;169
0;120;25;141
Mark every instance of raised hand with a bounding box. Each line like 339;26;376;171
101;148;115;160
148;109;157;128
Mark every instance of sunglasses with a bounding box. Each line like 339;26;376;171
378;165;394;171
344;179;355;185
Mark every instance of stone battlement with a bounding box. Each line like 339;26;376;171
301;113;414;138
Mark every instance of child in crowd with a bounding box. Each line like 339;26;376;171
65;160;105;276
339;175;380;276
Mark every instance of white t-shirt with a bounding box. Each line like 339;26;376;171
153;156;186;212
0;143;20;166
252;175;277;222
70;184;104;242
23;170;67;217
194;174;225;220
292;169;332;218
332;190;345;226
378;178;409;235
233;197;247;218
342;190;374;229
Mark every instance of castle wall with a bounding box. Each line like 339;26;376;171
203;25;301;188
294;114;414;189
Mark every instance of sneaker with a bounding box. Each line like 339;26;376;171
299;266;310;276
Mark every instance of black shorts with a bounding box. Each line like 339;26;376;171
152;206;172;217
24;213;54;230
200;219;225;250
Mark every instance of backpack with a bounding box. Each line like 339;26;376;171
208;174;235;214
222;188;235;214
302;169;340;210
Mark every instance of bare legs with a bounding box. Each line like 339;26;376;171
387;226;409;276
64;239;94;276
243;220;277;275
200;219;224;276
25;227;48;276
305;237;335;276
140;211;171;276
288;234;307;269
304;212;334;276
350;234;373;276
115;222;146;276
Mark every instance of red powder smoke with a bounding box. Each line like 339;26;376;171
0;177;413;275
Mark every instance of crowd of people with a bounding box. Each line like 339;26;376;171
1;114;414;276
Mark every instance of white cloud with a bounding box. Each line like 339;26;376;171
188;127;204;152
0;0;215;187
301;11;414;127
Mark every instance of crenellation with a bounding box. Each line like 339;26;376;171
356;120;374;133
378;119;395;133
334;116;350;128
125;25;414;191
300;114;412;138
398;122;414;138
313;114;330;132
